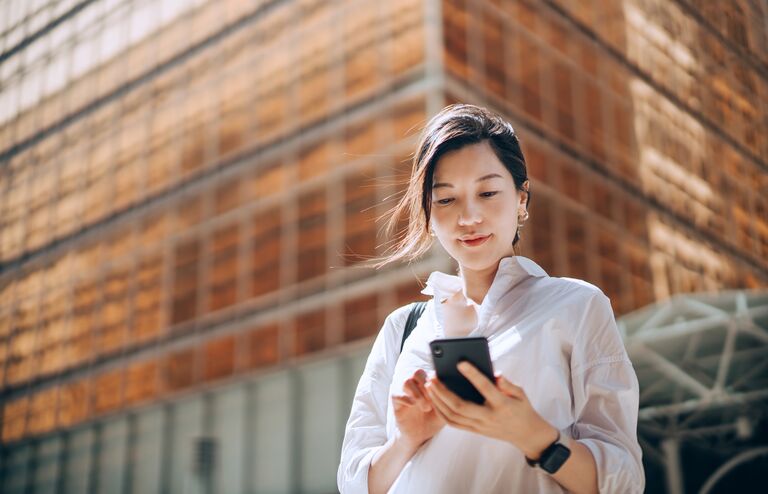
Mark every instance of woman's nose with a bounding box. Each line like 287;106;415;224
457;201;482;225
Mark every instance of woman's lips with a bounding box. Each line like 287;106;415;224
459;234;490;247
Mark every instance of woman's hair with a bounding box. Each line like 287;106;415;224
375;103;530;268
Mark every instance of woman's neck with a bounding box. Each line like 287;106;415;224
459;264;499;305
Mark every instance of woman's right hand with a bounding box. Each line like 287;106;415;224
391;369;445;448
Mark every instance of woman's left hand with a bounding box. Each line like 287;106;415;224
424;362;558;459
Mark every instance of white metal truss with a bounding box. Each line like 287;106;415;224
618;290;768;494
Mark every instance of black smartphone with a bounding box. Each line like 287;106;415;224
429;337;495;405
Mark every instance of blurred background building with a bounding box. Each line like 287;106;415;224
0;0;766;493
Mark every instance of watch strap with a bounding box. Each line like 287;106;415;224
524;430;559;467
525;430;572;473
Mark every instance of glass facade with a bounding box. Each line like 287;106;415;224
1;0;766;492
0;349;368;493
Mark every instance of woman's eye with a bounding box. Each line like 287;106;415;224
435;198;453;205
480;191;499;198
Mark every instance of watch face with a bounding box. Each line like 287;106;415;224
541;444;572;474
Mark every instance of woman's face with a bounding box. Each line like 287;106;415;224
429;140;527;273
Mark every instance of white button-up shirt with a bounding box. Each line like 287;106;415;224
338;256;644;493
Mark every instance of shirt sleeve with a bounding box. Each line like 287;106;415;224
570;293;645;494
337;306;410;494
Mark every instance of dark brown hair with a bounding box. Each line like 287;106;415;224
375;104;530;268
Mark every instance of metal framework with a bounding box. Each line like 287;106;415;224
620;290;768;494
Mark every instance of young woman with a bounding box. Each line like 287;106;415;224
337;104;644;493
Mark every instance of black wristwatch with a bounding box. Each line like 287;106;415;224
525;430;572;474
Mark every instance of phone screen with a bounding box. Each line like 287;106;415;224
429;337;495;404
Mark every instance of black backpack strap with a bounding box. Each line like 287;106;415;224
400;301;427;353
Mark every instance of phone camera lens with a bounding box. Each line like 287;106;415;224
433;346;443;357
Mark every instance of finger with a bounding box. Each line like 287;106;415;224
413;369;427;384
427;377;487;420
427;392;452;423
411;370;428;396
413;370;433;403
392;395;415;410
415;380;432;410
404;376;424;397
403;378;419;399
425;381;478;430
496;375;525;399
408;380;433;413
457;362;504;406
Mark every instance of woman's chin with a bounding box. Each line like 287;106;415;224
453;254;501;273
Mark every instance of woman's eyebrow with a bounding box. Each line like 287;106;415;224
432;173;504;189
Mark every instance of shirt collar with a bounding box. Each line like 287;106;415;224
420;256;548;298
420;256;548;335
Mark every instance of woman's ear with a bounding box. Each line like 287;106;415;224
519;180;530;207
518;190;529;209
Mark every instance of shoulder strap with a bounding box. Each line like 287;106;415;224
400;301;427;353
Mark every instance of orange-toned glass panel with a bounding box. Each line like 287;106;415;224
94;368;123;414
28;387;58;435
165;347;197;391
251;161;286;200
59;380;91;426
518;35;543;122
344;167;378;264
564;210;588;281
214;178;241;215
297;188;327;282
203;335;236;382
295;309;326;356
99;267;130;357
218;71;252;158
298;140;332;183
2;397;29;442
396;282;428;308
209;223;240;312
172;238;200;325
343;294;379;341
134;253;163;344
390;95;426;142
389;1;424;76
553;60;575;141
247;324;280;369
345;119;378;159
251;207;282;297
482;8;506;99
177;193;204;231
560;159;582;204
443;0;469;80
530;197;554;274
125;359;159;405
597;228;622;305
